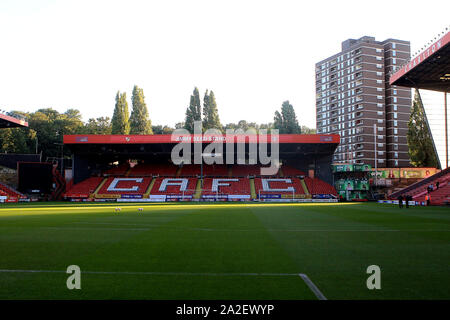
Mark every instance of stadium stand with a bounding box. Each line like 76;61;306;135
389;167;450;205
178;164;229;177
281;165;305;177
201;178;251;195
128;163;178;176
62;164;339;201
203;164;229;177
178;164;201;176
430;182;450;205
0;182;26;199
96;177;152;195
149;177;198;195
64;177;104;198
231;165;280;176
254;177;305;195
304;177;337;196
104;163;130;176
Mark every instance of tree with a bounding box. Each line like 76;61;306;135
129;85;152;134
273;101;301;134
184;87;202;133
84;117;112;135
0;127;36;154
28;109;62;158
111;91;130;134
301;125;316;134
175;122;185;129
407;89;438;167
26;108;85;158
57;109;84;135
274;111;283;132
152;125;174;134
202;90;222;132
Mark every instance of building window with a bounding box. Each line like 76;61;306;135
393;89;397;95
393;50;396;57
392;43;396;49
393;97;397;103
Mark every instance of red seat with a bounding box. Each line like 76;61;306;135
104;163;130;175
232;165;280;176
394;169;450;205
254;177;305;195
65;177;104;198
281;166;305;176
202;178;250;195
304;177;337;195
128;163;178;176
149;177;198;195
0;182;26;198
96;177;152;195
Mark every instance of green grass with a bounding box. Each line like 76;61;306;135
0;202;449;300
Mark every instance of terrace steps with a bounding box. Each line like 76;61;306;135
144;177;156;198
300;179;309;195
193;180;202;199
91;178;108;198
249;178;257;199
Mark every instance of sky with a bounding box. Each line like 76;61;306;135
0;0;449;129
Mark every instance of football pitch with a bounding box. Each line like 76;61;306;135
0;202;449;300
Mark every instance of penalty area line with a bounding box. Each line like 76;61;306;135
0;269;327;300
299;273;327;300
0;269;299;277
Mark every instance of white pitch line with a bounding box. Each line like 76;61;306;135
0;269;299;277
299;274;327;300
0;269;327;300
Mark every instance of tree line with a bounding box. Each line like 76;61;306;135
407;89;438;167
0;85;313;159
